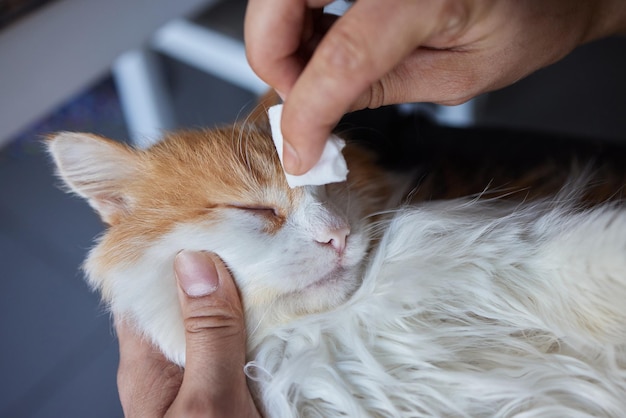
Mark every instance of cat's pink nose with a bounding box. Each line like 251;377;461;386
315;227;350;254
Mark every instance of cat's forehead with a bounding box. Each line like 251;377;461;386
136;126;302;206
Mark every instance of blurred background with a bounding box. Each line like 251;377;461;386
0;0;625;417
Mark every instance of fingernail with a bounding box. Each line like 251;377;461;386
174;251;219;297
283;140;302;175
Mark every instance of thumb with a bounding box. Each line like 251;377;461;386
174;250;246;375
170;251;258;416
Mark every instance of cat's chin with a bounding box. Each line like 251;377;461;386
290;266;361;314
305;267;346;289
244;266;362;348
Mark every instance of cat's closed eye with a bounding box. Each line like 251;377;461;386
227;204;281;219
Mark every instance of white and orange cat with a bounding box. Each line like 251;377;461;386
47;107;626;417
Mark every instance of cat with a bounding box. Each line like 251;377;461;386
47;106;626;417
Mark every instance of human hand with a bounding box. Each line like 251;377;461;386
116;251;261;418
245;0;626;175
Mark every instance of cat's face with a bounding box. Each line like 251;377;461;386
47;125;397;340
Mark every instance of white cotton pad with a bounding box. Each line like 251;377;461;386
268;104;349;188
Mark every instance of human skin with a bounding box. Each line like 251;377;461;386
245;0;626;175
115;251;261;418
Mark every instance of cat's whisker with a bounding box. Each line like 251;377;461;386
232;100;268;166
362;209;396;238
231;117;252;174
344;184;353;211
248;296;280;342
230;100;259;154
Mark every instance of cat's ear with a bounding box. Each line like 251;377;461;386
46;132;139;225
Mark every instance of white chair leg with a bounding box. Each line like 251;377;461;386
112;49;176;147
152;19;267;95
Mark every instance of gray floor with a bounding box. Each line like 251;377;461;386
0;31;624;418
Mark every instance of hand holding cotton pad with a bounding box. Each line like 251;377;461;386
268;104;349;188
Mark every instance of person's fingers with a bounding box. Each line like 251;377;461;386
245;0;310;97
352;47;488;109
116;318;183;417
280;0;463;175
175;251;243;377
354;0;591;108
245;0;339;98
166;251;260;418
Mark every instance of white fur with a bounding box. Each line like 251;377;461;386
89;193;626;416
245;200;626;417
85;184;371;361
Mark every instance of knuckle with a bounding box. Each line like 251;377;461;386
319;24;371;75
366;79;386;109
435;0;472;40
173;397;214;418
184;314;240;335
183;300;243;337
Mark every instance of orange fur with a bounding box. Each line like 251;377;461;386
90;126;309;275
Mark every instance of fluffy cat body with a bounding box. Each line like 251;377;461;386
48;119;626;417
251;201;626;417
